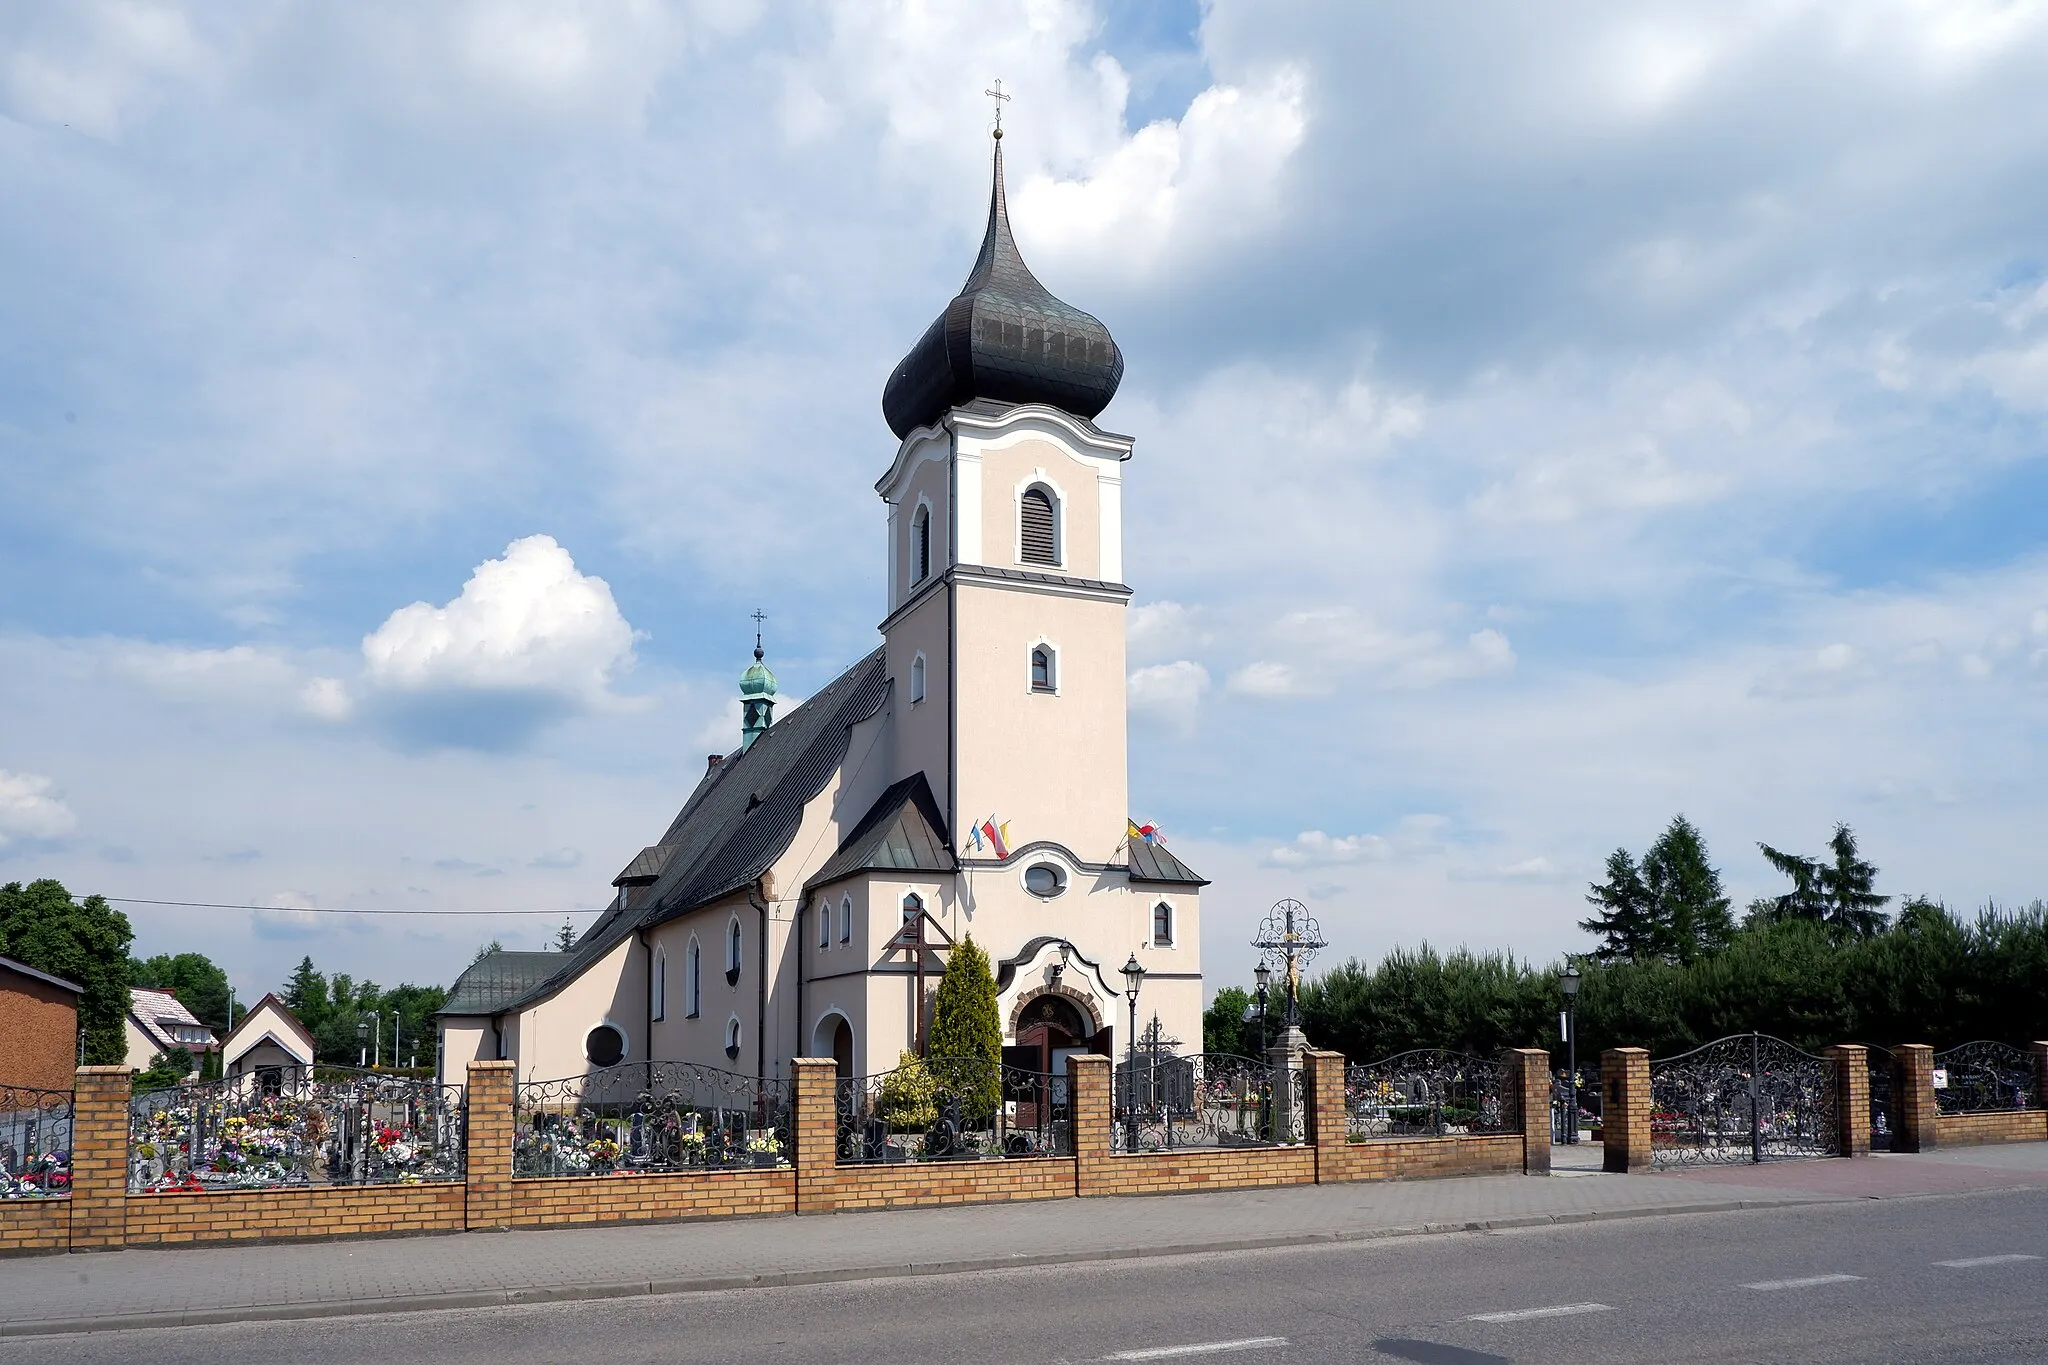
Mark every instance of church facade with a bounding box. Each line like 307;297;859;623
438;130;1207;1089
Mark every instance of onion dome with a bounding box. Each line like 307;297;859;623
740;640;777;752
739;643;778;702
881;133;1124;439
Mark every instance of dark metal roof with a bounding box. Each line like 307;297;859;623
436;951;562;1016
881;137;1124;439
612;845;666;887
495;649;892;1015
0;954;83;995
1126;837;1209;887
806;772;956;892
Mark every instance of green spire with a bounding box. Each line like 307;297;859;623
740;614;777;751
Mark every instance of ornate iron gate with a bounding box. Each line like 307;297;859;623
1866;1045;1894;1152
1648;1033;1839;1166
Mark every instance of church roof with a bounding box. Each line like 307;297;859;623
806;771;957;892
492;648;891;1016
1125;836;1209;887
437;952;562;1016
880;137;1124;440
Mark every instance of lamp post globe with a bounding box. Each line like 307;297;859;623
1560;963;1582;1144
356;1017;369;1068
1251;963;1272;1053
1119;953;1145;1152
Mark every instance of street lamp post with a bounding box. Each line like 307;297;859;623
356;1017;370;1068
1120;952;1146;1153
1252;963;1272;1054
1560;964;1583;1145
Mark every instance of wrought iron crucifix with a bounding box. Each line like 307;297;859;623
751;608;766;653
1251;899;1326;1030
985;78;1011;136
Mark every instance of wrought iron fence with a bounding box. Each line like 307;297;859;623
1648;1032;1838;1166
1866;1045;1895;1151
128;1070;464;1192
1346;1051;1515;1141
1;1085;72;1200
1933;1041;2041;1115
1111;1053;1299;1152
837;1057;1070;1164
515;1062;790;1177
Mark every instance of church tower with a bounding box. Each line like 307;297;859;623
875;124;1133;867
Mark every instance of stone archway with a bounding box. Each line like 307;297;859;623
812;1012;855;1077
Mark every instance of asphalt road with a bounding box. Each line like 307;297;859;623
9;1188;2046;1364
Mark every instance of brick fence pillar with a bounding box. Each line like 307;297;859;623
464;1060;514;1231
1304;1050;1346;1181
1507;1048;1552;1175
1601;1047;1651;1174
67;1066;131;1251
2033;1043;2048;1114
1823;1044;1870;1157
791;1057;837;1212
1894;1044;1937;1153
1069;1052;1111;1197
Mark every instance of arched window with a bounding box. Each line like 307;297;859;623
724;1016;743;1061
726;916;743;984
1030;644;1057;693
910;651;926;704
899;892;924;943
652;946;667;1021
1152;902;1175;947
912;503;931;583
839;894;852;943
818;899;830;950
1020;485;1058;566
686;938;702;1018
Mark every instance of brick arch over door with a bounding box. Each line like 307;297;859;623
1007;983;1102;1037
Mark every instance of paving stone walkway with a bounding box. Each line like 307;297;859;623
6;1146;2043;1336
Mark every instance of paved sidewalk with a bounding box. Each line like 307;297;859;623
6;1148;2039;1337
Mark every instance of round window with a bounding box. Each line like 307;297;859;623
1023;863;1067;898
585;1024;625;1067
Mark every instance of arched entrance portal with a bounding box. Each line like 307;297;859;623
1009;992;1105;1078
812;1013;856;1078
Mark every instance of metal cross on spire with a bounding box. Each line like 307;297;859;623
1251;898;1326;1029
985;78;1011;137
751;608;766;659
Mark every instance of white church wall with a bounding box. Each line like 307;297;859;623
958;420;1121;582
436;1019;489;1088
507;934;644;1084
881;590;950;822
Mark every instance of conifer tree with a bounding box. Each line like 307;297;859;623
1641;815;1735;964
1760;824;1889;938
1580;850;1657;962
927;934;1001;1117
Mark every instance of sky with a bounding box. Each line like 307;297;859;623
2;0;2046;1005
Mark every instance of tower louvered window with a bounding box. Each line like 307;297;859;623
912;504;931;582
1020;487;1058;565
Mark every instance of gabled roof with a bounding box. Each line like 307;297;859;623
1126;836;1209;887
807;772;956;892
0;954;82;996
495;647;891;1016
434;952;562;1017
221;993;316;1063
128;988;216;1053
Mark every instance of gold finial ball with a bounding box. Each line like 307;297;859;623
992;126;1003;139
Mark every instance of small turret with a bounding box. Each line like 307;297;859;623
739;617;777;752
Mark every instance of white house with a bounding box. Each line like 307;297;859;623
220;993;317;1089
122;988;217;1073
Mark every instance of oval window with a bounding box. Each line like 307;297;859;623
1023;863;1066;898
585;1025;625;1067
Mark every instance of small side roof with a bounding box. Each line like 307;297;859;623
436;951;563;1017
1126;835;1209;887
0;954;83;996
807;772;955;892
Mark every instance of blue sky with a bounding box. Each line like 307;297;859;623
2;1;2045;1003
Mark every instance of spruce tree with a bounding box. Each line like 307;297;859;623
1580;850;1656;962
1758;841;1827;924
1820;823;1890;937
282;955;326;1030
927;934;1001;1117
1641;815;1734;964
554;919;577;951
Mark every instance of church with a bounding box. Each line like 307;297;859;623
437;126;1207;1090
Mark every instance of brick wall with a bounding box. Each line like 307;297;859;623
1824;1044;1870;1157
1934;1110;2048;1147
800;1157;1077;1213
1602;1048;1651;1173
1093;1145;1317;1195
125;1183;465;1246
0;967;79;1092
465;1060;514;1230
507;1168;794;1227
66;1067;128;1250
1509;1047;1551;1174
0;1198;70;1255
1894;1044;1937;1153
1318;1134;1523;1183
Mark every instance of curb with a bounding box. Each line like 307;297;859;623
0;1194;1828;1339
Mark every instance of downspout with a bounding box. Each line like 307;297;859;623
638;926;652;1065
749;878;771;1086
947;421;959;911
796;893;807;1066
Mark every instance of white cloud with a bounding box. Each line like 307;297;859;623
0;770;78;848
1127;659;1210;731
1227;661;1314;698
299;677;353;721
362;535;637;704
1266;830;1392;869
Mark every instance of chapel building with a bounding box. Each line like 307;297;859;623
438;129;1207;1088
